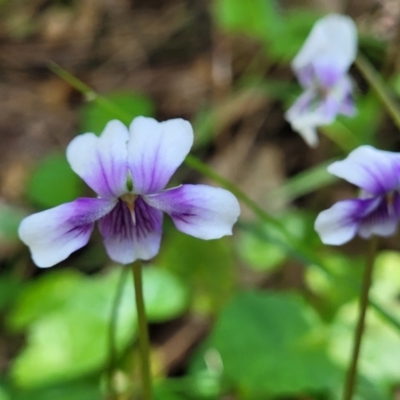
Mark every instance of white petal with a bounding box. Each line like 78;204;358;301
314;200;360;245
292;14;357;79
98;198;163;264
144;184;240;239
127;117;193;195
19;198;116;268
67;120;129;199
328;145;400;195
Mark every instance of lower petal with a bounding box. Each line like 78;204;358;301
358;194;400;239
98;197;163;264
314;198;380;245
18;198;116;268
144;184;240;240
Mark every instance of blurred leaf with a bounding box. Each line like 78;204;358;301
158;229;236;314
9;266;188;387
212;0;280;42
193;291;340;397
237;210;319;272
0;203;26;242
27;153;83;208
305;253;364;319
267;159;337;204
0;276;22;312
80;92;154;135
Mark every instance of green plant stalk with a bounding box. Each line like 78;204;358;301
49;61;400;334
355;53;400;131
342;236;378;400
107;266;130;398
132;261;152;400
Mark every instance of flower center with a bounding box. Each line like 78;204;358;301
120;193;137;225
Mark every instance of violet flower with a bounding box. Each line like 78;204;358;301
19;117;240;268
315;145;400;245
285;14;357;147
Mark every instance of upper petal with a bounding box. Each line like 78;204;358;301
18;198;116;268
144;184;240;240
314;197;379;245
98;197;163;264
127;117;193;195
67;120;130;199
328;145;400;195
292;14;357;86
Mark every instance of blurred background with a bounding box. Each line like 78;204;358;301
1;0;400;399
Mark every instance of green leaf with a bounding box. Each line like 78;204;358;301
194;291;340;396
27;153;83;208
212;0;280;42
158;229;236;314
9;266;188;387
80;92;154;135
0;203;26;243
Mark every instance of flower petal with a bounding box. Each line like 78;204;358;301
127;117;193;194
18;198;116;268
144;184;240;239
98;197;163;264
292;14;357;87
67;120;129;198
328;145;400;195
314;197;380;245
358;194;400;239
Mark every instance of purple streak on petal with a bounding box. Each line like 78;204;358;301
296;64;315;88
320;94;341;121
315;197;381;245
67;120;129;198
339;91;356;116
127;117;193;194
18;197;116;268
98;197;163;264
358;195;399;239
313;62;342;88
328;146;400;195
144;184;240;240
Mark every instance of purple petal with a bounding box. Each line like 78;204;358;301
67;120;129;199
313;63;342;88
358;193;400;239
328;146;400;195
127;117;193;195
144;184;240;239
98;197;163;264
314;197;380;245
18;198;116;268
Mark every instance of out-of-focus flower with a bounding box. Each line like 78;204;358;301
19;117;240;268
315;145;400;245
285;14;358;147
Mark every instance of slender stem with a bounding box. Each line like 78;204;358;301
108;266;130;398
355;54;400;131
342;236;378;400
131;261;152;400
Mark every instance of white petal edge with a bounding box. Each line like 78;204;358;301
127;117;194;195
314;200;360;245
328;145;400;195
19;198;116;268
144;184;241;240
292;14;357;76
67;120;130;199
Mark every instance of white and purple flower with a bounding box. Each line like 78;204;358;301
315;145;400;245
19;117;240;268
285;14;358;147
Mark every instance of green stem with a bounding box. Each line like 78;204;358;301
107;266;130;398
342;236;378;400
131;261;152;400
355;54;400;131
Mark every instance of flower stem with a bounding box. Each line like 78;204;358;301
342;236;378;400
355;54;400;131
131;261;152;400
107;266;130;398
